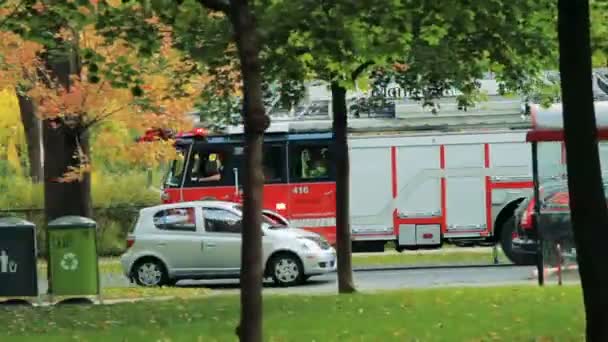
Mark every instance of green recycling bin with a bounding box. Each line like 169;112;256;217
47;216;99;297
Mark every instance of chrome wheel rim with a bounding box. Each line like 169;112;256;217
274;258;299;283
137;262;162;286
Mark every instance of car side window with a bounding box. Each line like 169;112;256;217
153;207;197;232
203;208;242;234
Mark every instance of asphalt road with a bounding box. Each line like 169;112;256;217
38;265;550;295
182;265;542;295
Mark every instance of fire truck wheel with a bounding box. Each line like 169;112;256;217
500;216;537;266
269;253;304;287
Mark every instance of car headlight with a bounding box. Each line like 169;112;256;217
298;237;321;251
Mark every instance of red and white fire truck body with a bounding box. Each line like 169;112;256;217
156;96;561;263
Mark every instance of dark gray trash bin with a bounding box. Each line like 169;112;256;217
0;217;38;297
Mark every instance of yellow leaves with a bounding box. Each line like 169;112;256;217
0;89;25;173
125;138;181;168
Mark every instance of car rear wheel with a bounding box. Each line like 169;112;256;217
500;216;537;266
133;259;170;287
270;253;304;287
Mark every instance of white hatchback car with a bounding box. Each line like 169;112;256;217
121;200;337;287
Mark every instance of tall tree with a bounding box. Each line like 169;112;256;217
96;0;266;339
0;0;202;222
215;0;268;340
17;94;43;183
187;0;268;339
558;0;608;340
259;0;556;293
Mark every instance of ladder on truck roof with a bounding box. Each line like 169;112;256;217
219;107;532;135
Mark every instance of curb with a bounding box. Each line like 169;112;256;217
352;262;520;272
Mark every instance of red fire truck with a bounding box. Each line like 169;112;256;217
145;94;557;265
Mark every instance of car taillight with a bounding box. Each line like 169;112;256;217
520;198;535;230
126;236;135;249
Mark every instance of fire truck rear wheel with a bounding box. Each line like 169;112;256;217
500;216;537;266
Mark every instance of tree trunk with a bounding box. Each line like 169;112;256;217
229;1;268;341
17;93;43;183
43;121;92;221
331;81;356;294
558;0;608;340
40;42;91;221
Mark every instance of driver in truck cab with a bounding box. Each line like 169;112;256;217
191;152;222;182
301;148;329;178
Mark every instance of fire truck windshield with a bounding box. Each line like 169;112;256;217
164;150;187;188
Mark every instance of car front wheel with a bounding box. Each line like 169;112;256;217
270;253;304;287
133;259;170;287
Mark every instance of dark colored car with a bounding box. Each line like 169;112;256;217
510;180;607;264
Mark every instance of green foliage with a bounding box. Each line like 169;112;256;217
259;0;559;109
0;175;44;209
0;171;161;210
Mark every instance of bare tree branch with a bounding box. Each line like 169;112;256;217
351;61;374;81
83;105;128;130
195;0;230;13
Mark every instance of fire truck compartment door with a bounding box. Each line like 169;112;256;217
445;144;487;230
398;224;441;246
415;224;441;245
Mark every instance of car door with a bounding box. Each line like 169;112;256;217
150;205;204;274
198;207;243;274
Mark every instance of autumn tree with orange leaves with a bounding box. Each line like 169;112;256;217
0;1;205;223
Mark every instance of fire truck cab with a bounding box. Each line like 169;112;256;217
158;97;544;264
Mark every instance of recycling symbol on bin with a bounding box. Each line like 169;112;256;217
60;252;79;271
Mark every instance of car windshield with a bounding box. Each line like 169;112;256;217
232;205;288;229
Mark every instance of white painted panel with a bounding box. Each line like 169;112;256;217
490;142;531;168
396;145;441;215
349;147;392;217
398;224;416;246
445;144;484;168
599;142;608;172
557;141;608;176
445;176;486;229
349;130;527;149
415;225;441;245
537;142;564;181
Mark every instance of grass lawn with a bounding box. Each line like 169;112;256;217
0;285;583;341
351;248;507;267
